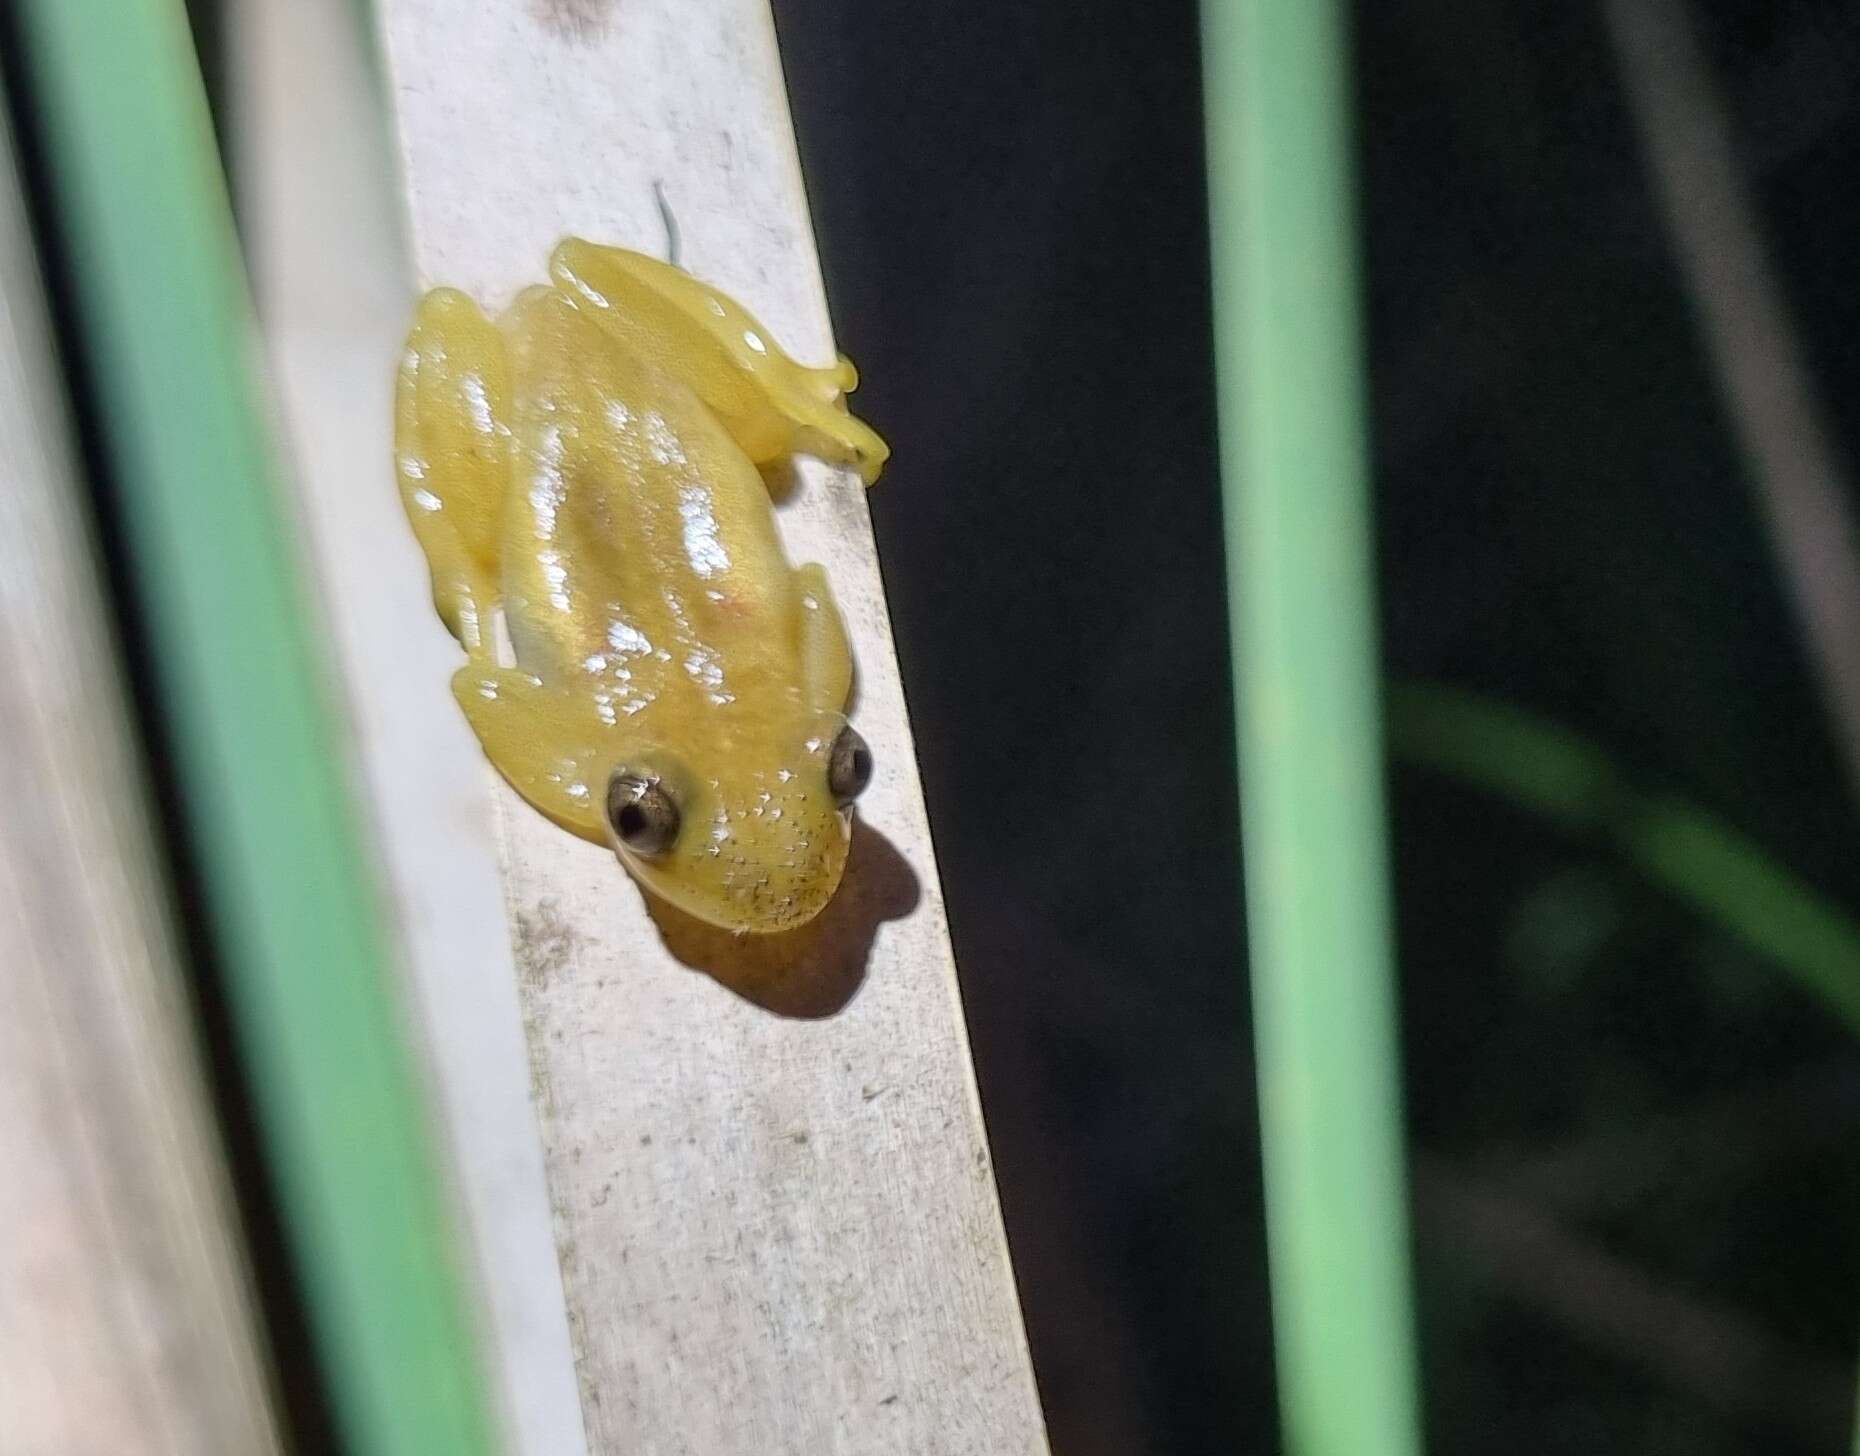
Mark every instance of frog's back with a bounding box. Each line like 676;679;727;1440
497;285;805;719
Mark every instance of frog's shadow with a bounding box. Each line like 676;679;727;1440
641;820;919;1018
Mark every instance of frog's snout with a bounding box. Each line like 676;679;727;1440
716;822;851;933
604;759;859;935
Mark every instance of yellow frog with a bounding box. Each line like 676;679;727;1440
395;240;887;933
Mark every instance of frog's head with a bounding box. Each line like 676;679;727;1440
602;717;872;934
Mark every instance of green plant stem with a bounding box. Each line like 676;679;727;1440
1201;3;1425;1454
10;5;497;1453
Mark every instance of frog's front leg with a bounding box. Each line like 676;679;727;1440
548;238;889;485
450;664;619;844
794;562;854;714
397;288;511;660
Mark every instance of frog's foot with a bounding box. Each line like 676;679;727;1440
450;664;617;843
788;357;890;487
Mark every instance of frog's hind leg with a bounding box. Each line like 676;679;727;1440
450;664;619;844
547;237;889;485
397;288;511;660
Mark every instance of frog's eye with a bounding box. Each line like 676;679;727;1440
827;725;873;807
607;770;680;855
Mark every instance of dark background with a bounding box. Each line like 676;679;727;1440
774;3;1860;1453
